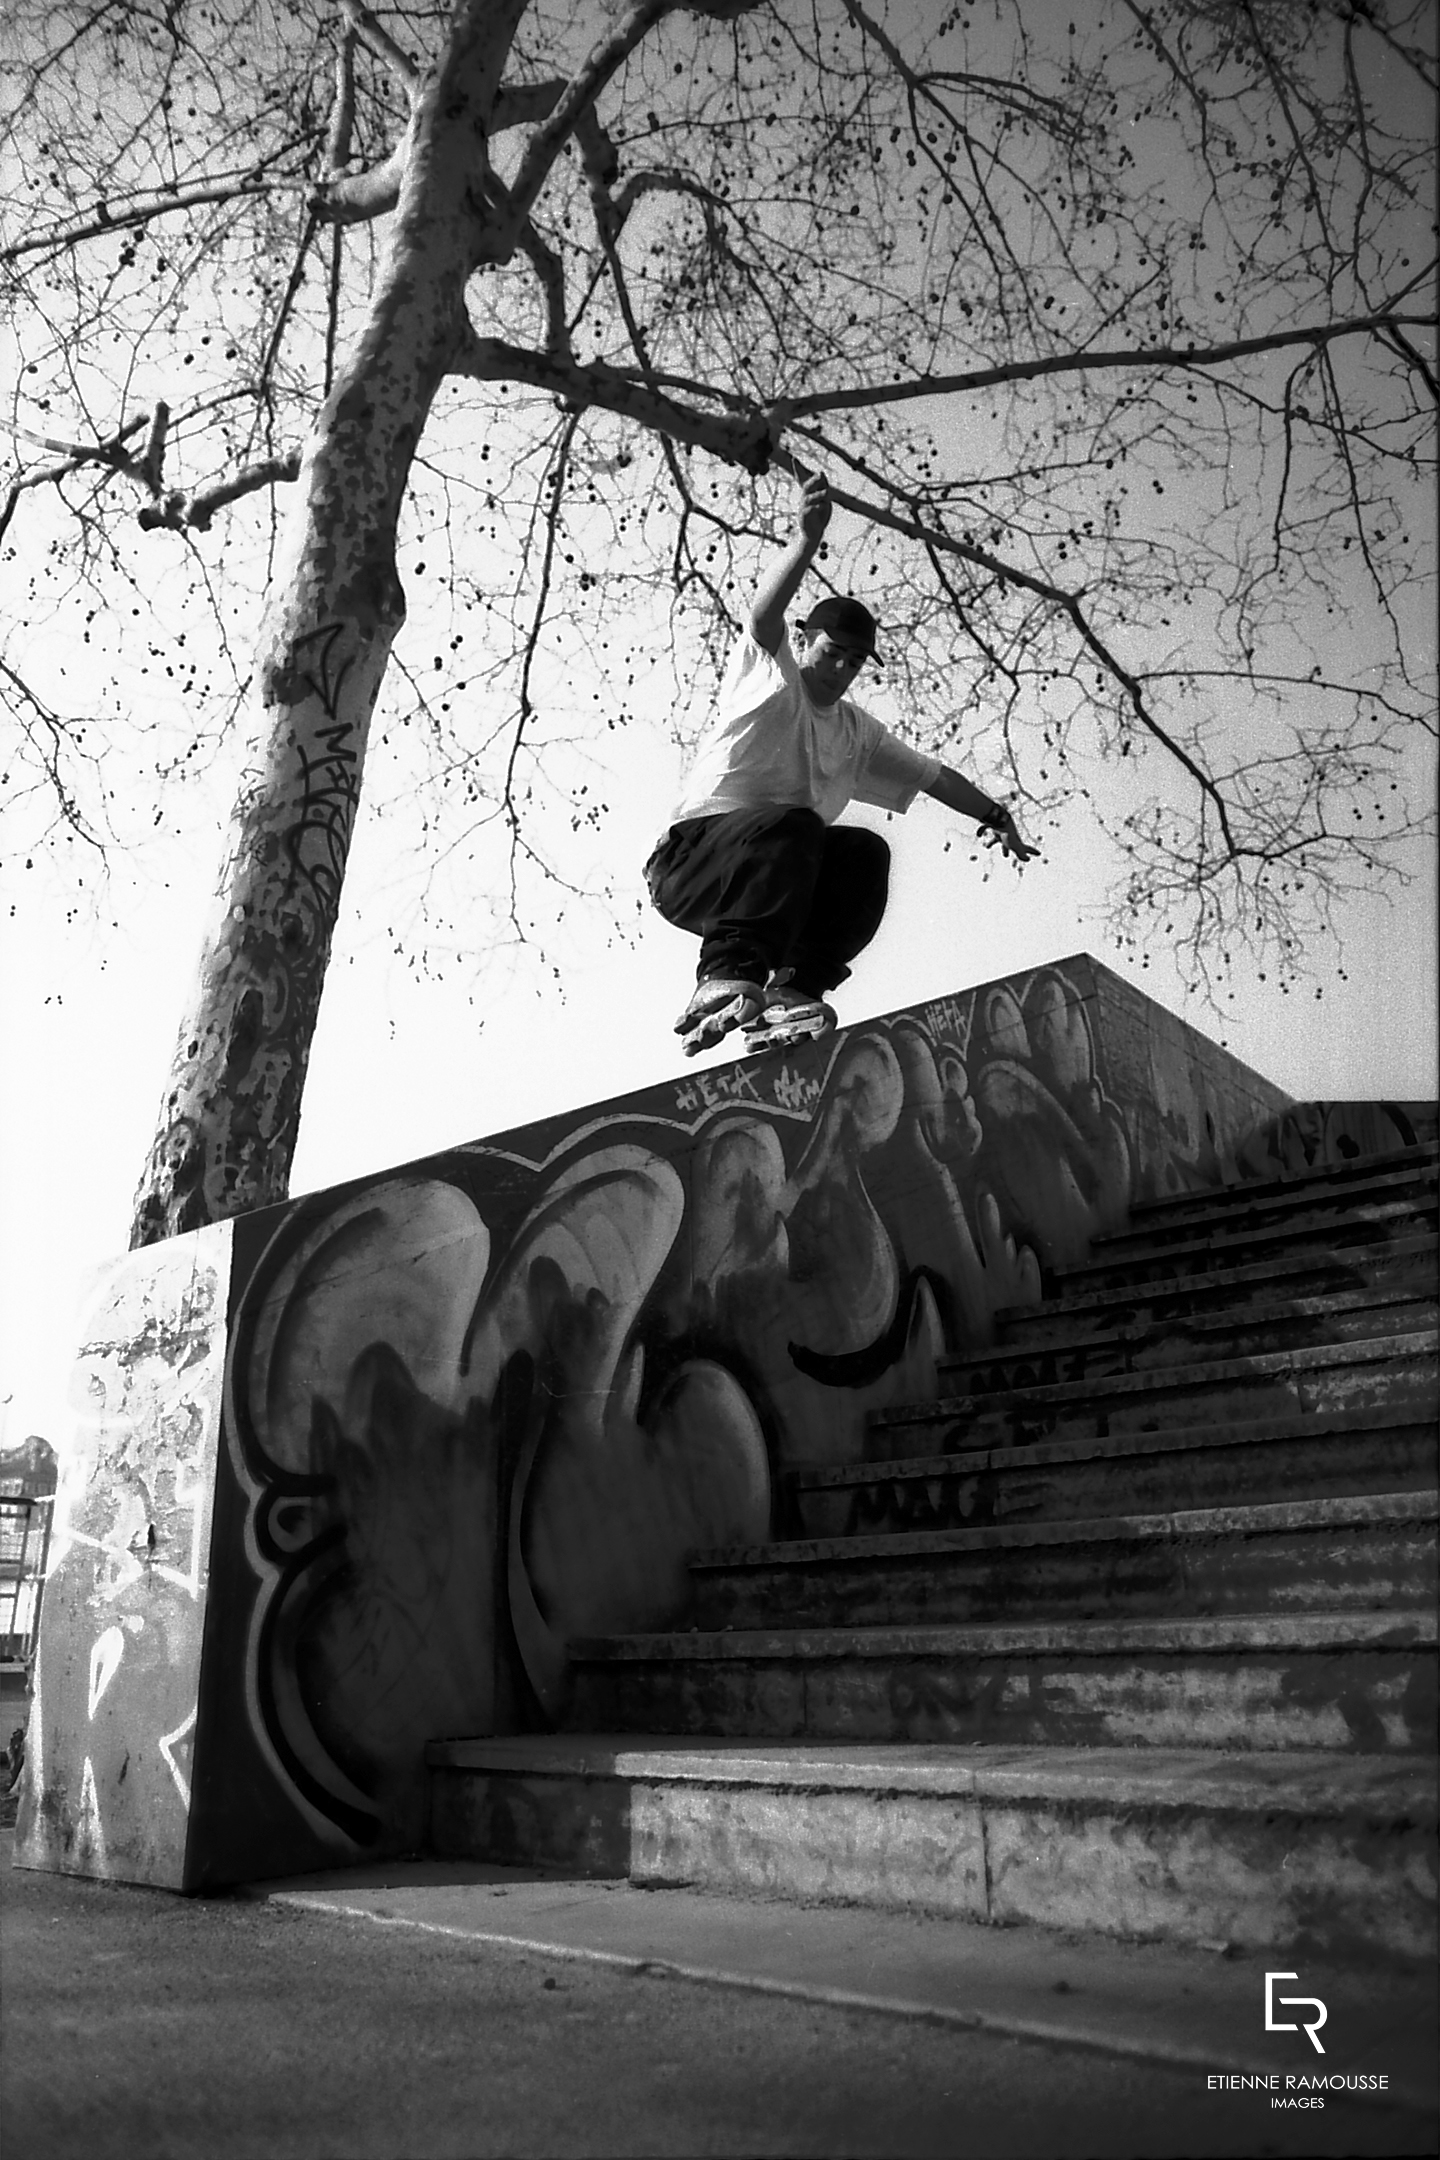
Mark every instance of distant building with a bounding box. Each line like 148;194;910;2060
0;1437;56;1672
0;1435;58;1500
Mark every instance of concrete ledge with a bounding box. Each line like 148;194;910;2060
874;1330;1439;1429
803;1402;1437;1487
568;1607;1438;1661
423;1739;1437;1962
1127;1140;1438;1219
426;1736;1437;1822
993;1280;1437;1342
1006;1233;1438;1324
1107;1155;1438;1241
942;1285;1438;1384
562;1611;1435;1753
840;1405;1439;1482
1056;1202;1437;1289
691;1487;1439;1572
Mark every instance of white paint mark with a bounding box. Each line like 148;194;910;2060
158;1705;197;1810
25;1651;43;1794
78;1755;108;1871
88;1626;125;1719
176;1456;208;1597
59;1526;198;1603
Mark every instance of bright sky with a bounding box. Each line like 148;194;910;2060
2;0;1435;1461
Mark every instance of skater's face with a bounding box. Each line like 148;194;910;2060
798;629;869;706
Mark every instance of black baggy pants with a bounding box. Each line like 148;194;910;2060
644;805;890;997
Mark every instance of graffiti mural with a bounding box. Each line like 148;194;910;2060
222;1150;773;1858
1233;1100;1437;1182
21;955;1303;1886
209;960;1212;1868
14;1221;233;1886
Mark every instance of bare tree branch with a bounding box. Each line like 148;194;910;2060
325;27;358;176
311;141;410;226
0;167;300;263
5;0;1433;1087
450;328;773;468
491;78;567;132
515;222;573;358
0;411;151;542
340;0;420;99
786;314;1439;418
136;451;303;532
506;0;673;228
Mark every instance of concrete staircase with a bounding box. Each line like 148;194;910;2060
428;1142;1439;1964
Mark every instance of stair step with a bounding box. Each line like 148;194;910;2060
566;1608;1436;1755
1125;1140;1439;1225
940;1283;1436;1395
423;1735;1436;1962
429;1136;1440;1967
687;1492;1437;1632
784;1406;1439;1537
1053;1197;1437;1293
994;1234;1437;1342
1101;1156;1438;1251
870;1331;1437;1451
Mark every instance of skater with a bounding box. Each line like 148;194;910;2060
645;469;1038;1056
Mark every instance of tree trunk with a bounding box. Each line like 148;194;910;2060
130;2;529;1248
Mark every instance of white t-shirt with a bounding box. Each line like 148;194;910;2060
667;632;941;829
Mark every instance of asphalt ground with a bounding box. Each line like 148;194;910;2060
2;1829;1433;2160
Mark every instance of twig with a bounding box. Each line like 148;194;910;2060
503;412;580;926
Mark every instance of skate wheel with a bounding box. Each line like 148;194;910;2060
678;986;761;1054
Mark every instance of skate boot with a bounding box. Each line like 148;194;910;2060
675;974;765;1057
743;976;837;1054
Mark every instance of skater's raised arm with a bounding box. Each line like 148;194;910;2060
749;471;832;654
924;767;1040;865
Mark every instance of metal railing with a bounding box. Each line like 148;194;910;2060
0;1495;53;1667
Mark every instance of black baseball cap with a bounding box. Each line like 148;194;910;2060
802;596;879;658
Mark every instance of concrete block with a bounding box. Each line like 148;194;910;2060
14;1225;233;1887
428;1765;632;1875
629;1781;990;1915
687;1495;1438;1632
28;955;1300;1885
945;1286;1437;1391
796;1412;1440;1537
421;1737;1437;1961
895;1336;1439;1451
1102;1158;1439;1250
566;1611;1436;1753
980;1792;1438;1961
1062;1196;1439;1291
1000;1237;1439;1339
617;1654;807;1741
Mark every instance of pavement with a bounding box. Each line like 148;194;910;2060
3;1824;1434;2159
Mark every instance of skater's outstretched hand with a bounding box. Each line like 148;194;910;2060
924;768;1039;863
749;466;834;651
795;469;832;545
979;806;1040;865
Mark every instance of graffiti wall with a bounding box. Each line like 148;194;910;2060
1232;1099;1438;1182
13;1222;233;1887
16;955;1301;1888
